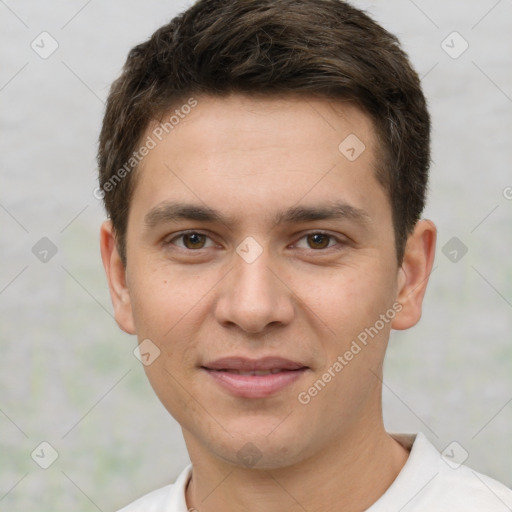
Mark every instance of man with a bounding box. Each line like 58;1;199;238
97;0;512;510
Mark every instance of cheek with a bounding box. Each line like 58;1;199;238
128;264;208;380
135;282;201;420
295;264;393;338
128;262;204;339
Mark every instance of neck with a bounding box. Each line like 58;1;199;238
184;421;410;512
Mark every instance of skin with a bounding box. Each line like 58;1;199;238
101;94;436;512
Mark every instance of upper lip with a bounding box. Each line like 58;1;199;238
202;357;307;371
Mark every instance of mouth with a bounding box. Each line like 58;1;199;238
201;357;309;398
212;368;292;376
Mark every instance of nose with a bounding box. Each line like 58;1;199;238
214;244;294;334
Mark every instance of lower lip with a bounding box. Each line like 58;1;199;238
203;368;308;398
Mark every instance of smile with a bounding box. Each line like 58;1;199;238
201;357;309;398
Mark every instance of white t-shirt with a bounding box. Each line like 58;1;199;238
116;432;512;511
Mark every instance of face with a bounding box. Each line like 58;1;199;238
101;94;435;470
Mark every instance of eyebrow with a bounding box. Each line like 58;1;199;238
144;200;371;230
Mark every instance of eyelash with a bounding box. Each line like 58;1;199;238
165;230;345;252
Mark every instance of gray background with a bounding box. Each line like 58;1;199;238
1;0;511;510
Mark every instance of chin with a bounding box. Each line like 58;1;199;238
205;422;312;471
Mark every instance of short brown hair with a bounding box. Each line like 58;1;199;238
98;0;430;265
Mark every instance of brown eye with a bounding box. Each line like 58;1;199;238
307;233;332;249
182;233;207;249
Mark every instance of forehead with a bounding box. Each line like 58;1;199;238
130;94;389;229
146;94;377;161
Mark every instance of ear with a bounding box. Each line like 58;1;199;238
100;220;136;334
392;219;437;330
